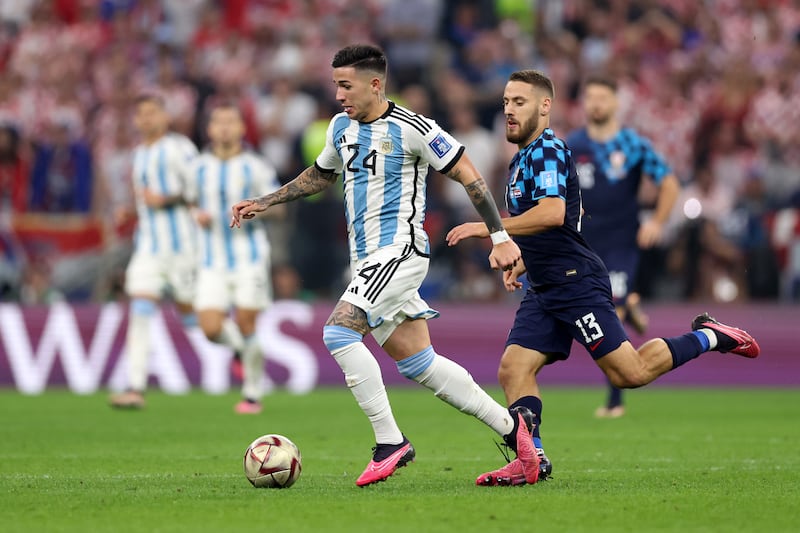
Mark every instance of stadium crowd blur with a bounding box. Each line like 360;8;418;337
0;0;799;305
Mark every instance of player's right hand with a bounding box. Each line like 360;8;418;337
230;199;265;228
488;239;522;271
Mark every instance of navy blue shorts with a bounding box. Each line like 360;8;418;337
506;274;629;361
595;248;640;304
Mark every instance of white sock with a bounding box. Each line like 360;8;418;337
331;342;403;445
241;335;263;401
126;311;151;392
215;318;245;353
413;354;514;438
698;328;719;350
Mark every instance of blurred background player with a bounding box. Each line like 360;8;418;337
110;95;199;409
188;102;284;414
567;76;680;418
231;44;540;487
447;69;759;485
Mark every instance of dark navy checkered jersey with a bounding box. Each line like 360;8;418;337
566;127;671;252
506;128;606;287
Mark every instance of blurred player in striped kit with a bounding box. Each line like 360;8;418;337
188;102;284;414
231;44;542;487
111;95;199;409
566;76;680;418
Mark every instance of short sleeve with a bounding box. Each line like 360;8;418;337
314;116;345;173
639;136;671;184
413;120;464;173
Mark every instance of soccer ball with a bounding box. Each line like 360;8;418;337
243;434;302;488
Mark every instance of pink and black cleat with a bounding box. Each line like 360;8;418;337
356;437;415;487
476;410;541;486
692;313;760;358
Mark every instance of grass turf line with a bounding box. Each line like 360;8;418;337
1;388;798;532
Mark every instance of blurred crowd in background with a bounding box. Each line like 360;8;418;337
0;0;799;305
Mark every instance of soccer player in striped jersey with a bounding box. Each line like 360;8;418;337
567;75;681;418
111;95;199;409
231;44;541;487
447;70;759;486
188;103;284;415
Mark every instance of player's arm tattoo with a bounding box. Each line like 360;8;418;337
254;166;336;209
326;301;370;336
448;169;505;234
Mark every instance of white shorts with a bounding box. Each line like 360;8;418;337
340;243;439;346
125;251;196;304
194;265;271;311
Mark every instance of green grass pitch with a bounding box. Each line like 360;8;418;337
1;387;798;532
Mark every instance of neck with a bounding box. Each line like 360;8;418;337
214;144;242;160
362;97;389;123
142;131;165;145
518;124;548;151
587;119;619;142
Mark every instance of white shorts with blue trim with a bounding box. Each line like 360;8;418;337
125;251;196;304
339;242;439;346
194;263;271;311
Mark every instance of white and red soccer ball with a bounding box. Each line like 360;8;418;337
243;434;302;488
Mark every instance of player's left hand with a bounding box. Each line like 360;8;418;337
637;219;664;249
502;260;526;292
489;239;521;271
445;222;488;246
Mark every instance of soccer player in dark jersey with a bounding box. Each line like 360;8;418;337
447;69;759;486
567;75;681;418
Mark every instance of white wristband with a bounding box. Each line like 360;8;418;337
490;230;511;245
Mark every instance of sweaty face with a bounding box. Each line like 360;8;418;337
503;80;543;146
583;84;617;126
207;108;244;147
332;66;380;122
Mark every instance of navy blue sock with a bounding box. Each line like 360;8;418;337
664;333;706;369
509;396;543;443
608;381;623;408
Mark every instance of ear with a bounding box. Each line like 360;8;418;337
540;96;552;116
371;76;384;95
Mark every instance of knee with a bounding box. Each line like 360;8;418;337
497;352;533;388
608;371;648;389
198;316;222;340
322;325;362;353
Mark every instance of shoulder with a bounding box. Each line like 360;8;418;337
166;133;199;152
386;102;437;137
619;127;652;148
241;150;273;171
540;129;570;154
192;151;215;169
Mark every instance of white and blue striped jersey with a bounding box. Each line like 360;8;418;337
188;151;280;271
132;133;198;257
315;101;464;263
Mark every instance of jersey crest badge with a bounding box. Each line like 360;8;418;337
609;150;626;180
429;134;452;158
378;136;394;154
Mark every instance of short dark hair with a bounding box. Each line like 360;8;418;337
508;70;555;98
209;100;242;116
331;44;387;76
135;93;165;107
583;74;617;93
